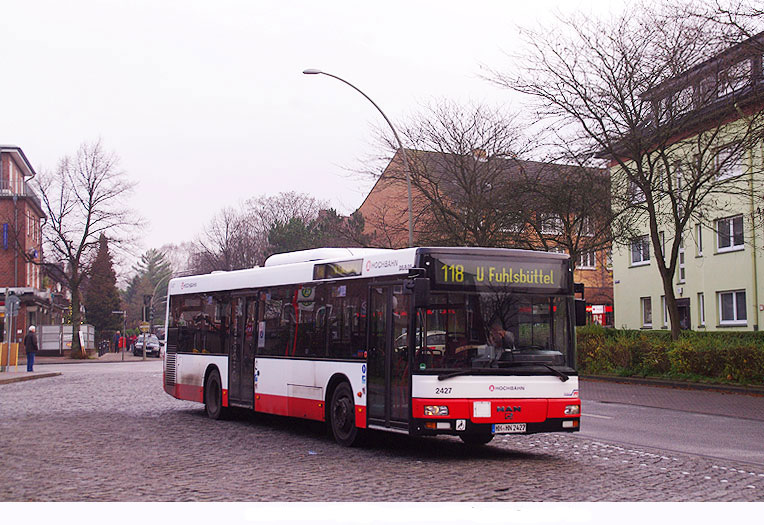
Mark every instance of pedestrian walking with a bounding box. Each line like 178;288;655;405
24;325;38;372
112;330;121;353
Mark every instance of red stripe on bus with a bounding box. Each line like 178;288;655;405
175;383;204;403
412;398;580;424
256;393;326;421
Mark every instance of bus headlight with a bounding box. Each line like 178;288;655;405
564;405;580;415
424;405;449;416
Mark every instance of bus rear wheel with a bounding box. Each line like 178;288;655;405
205;369;226;420
329;382;360;447
460;433;494;445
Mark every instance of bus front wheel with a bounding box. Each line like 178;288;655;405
205;369;226;420
329;382;360;447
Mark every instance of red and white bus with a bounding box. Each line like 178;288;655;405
163;247;582;446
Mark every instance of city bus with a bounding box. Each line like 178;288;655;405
163;247;582;446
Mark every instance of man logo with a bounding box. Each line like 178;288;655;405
489;385;495;392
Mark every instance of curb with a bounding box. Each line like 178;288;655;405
581;374;764;396
0;372;62;385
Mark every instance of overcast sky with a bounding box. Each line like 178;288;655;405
1;0;625;265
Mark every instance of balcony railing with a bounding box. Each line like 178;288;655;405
0;180;44;212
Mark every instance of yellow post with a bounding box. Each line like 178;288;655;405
12;343;19;371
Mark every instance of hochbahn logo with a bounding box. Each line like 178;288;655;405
489;384;525;392
366;259;398;272
180;281;198;290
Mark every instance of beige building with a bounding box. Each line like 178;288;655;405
612;33;764;331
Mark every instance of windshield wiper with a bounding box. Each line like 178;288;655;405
502;362;569;382
437;370;478;381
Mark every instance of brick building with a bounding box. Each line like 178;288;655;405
0;145;52;344
357;148;614;324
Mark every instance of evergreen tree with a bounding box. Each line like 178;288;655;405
123;249;173;329
84;234;122;335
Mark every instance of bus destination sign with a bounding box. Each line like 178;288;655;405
430;255;567;290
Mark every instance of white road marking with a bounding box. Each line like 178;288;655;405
581;413;613;419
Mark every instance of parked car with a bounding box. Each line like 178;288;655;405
134;334;161;357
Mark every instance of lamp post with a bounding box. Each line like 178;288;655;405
302;69;414;248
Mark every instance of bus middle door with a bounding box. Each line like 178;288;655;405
228;296;256;409
367;284;411;429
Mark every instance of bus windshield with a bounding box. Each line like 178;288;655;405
413;291;572;372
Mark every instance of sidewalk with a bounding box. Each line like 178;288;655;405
0;351;159;385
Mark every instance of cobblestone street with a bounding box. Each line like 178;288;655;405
2;361;763;502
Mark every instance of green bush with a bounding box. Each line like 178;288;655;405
575;326;764;385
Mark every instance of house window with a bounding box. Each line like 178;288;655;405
698;75;717;105
715;145;745;180
641;297;652;328
718;59;751;97
718;290;747;325
698;292;705;327
695;223;703;256
661;295;667;326
678;236;685;283
540;214;563;235
631;235;650;265
606;249;613;270
628;180;645;203
580;217;594;236
716;215;744;252
577;251;596;269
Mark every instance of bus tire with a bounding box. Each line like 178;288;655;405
459;433;494;445
329;382;360;447
204;369;226;420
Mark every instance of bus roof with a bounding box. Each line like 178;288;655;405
167;246;569;296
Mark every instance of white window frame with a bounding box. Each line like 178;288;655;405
718;290;747;326
577;251;596;270
580;217;594;237
716;215;744;252
629;180;645;204
540;214;563;235
631;235;650;266
677;235;685;284
661;295;667;327
715;145;745;181
698;292;705;327
695;223;703;256
641;297;652;328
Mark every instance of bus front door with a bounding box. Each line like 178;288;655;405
228;296;256;409
367;285;410;429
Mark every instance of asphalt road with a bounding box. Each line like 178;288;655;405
579;380;764;466
2;361;764;501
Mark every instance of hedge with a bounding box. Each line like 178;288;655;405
576;325;764;384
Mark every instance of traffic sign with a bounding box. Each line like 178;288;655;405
6;294;20;316
140;323;150;333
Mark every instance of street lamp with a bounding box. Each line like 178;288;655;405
302;69;414;248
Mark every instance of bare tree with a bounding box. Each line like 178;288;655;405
518;160;614;271
36;140;141;358
489;1;764;338
191;192;329;272
374;101;533;247
685;0;764;44
192;206;259;273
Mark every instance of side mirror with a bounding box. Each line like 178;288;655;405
159;341;165;347
404;277;430;308
575;299;587;326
